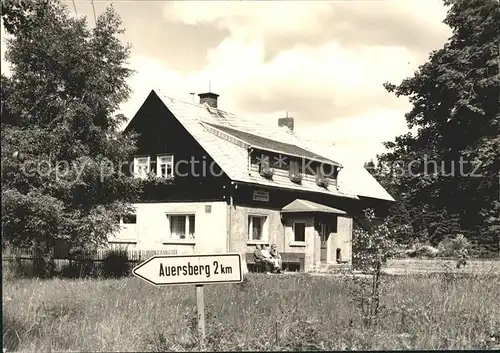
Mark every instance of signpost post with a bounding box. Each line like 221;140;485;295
132;253;243;347
195;284;205;346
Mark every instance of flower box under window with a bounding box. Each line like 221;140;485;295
315;168;330;188
289;160;302;184
290;173;302;183
259;154;274;179
260;167;274;179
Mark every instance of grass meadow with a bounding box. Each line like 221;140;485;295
3;272;500;352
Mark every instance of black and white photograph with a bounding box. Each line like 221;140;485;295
1;0;499;351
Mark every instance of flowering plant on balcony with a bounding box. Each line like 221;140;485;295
260;166;274;179
315;173;329;188
289;173;302;184
142;172;175;185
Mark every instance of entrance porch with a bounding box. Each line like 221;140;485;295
280;199;353;272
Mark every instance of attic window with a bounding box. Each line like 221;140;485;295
157;154;174;179
315;165;329;188
134;157;150;179
260;154;270;170
259;154;274;179
332;166;340;179
289;160;302;183
321;164;334;177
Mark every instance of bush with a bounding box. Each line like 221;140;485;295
101;249;130;278
415;245;440;258
58;260;100;279
437;234;471;257
59;246;100;278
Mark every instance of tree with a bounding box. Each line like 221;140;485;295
351;209;397;327
1;0;142;276
380;0;500;253
363;158;415;244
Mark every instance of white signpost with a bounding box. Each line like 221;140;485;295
132;253;243;346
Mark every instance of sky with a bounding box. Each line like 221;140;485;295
0;0;452;165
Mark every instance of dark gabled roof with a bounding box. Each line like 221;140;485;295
135;90;394;201
205;122;340;166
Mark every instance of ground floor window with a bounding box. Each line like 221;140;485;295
167;214;195;240
293;222;306;243
122;214;137;224
110;213;137;243
248;215;267;241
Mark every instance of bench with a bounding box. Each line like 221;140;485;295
246;252;305;273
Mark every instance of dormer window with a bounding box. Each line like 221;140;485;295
315;165;329;188
289;160;302;183
157;154;174;179
133;156;150;179
260;154;270;170
259;154;274;179
332;166;339;179
321;164;334;177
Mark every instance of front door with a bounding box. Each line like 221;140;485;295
320;223;328;262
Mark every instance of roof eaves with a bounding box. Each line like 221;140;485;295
231;180;360;200
200;121;251;150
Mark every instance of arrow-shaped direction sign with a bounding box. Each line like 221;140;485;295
132;253;243;286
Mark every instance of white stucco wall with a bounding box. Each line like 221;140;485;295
108;201;228;254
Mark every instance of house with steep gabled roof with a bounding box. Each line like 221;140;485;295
109;89;394;272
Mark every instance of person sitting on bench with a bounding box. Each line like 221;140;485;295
269;244;282;273
261;244;281;273
253;244;274;273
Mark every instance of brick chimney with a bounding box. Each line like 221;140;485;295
278;117;294;131
198;92;219;108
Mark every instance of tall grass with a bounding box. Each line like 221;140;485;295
3;273;500;351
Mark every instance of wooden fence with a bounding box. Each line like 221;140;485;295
2;246;178;278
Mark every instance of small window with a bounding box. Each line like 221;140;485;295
122;214;137;224
134;156;150;179
157;154;174;179
316;164;336;178
332;166;339;179
323;164;334;178
259;154;271;172
316;164;326;177
248;215;267;241
293;222;306;243
167;214;195;240
289;160;301;176
315;164;330;188
289;159;303;183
